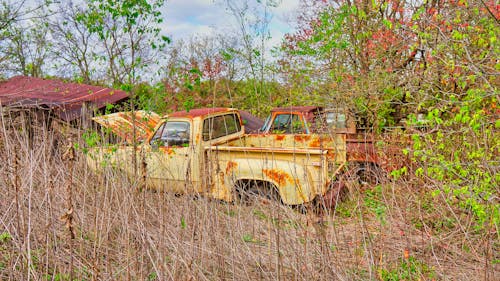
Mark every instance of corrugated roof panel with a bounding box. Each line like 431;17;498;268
0;76;129;121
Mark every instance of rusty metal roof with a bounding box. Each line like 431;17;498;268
168;107;235;118
238;110;264;133
271;106;322;113
0;76;128;121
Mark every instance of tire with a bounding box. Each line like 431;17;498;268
234;180;281;204
356;163;386;185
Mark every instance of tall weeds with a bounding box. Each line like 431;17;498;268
0;109;497;280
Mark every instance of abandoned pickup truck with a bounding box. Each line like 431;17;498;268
87;108;347;205
259;106;408;184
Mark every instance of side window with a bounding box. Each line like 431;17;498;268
150;121;190;147
203;113;241;141
326;112;347;129
271;114;305;134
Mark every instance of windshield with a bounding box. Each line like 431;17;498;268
150;121;190;147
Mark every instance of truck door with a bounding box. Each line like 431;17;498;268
147;120;193;193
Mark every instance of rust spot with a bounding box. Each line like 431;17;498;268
275;135;285;141
309;138;321;147
326;153;336;160
219;171;225;185
159;147;175;155
262;169;292;187
225;161;238;174
92;110;160;142
294;135;311;142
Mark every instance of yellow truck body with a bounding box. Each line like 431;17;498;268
87;108;346;205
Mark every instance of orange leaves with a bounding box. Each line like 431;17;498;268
202;56;225;80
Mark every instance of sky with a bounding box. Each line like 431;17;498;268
162;0;300;48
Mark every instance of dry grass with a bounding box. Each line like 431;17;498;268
0;112;497;280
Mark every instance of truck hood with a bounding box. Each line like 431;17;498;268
92;110;161;143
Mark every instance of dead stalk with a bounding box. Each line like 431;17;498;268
61;140;76;279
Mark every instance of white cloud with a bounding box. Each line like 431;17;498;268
162;0;226;40
161;0;299;46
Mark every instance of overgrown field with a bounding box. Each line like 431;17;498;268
0;115;498;281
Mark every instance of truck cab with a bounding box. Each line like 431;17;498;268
260;106;357;135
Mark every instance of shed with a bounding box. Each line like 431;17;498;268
0;75;129;122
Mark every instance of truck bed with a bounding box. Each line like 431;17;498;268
204;134;346;204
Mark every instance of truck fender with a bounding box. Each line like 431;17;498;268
224;159;315;205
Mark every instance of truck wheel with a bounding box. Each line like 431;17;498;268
234;180;281;204
356;163;385;185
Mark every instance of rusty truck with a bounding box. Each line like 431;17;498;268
87;108;347;206
259;106;408;184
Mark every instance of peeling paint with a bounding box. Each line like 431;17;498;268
309;138;321;148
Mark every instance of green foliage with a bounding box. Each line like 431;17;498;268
409;98;499;230
45;273;71;281
253;209;267;220
242;233;253;243
132;83;168;113
242;233;264;245
378;256;436;281
180;217;186;229
82;130;100;150
148;272;158;281
0;232;11;243
75;0;168;85
278;0;498;234
364;185;386;224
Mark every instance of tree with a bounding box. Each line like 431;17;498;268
75;0;169;86
220;0;280;112
0;0;53;77
48;1;96;83
278;0;423;127
279;0;499;233
1;18;51;77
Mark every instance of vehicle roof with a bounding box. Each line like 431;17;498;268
239;110;264;133
167;107;236;119
271;106;322;113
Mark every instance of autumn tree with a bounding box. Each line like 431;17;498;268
278;0;425;127
279;0;499;262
